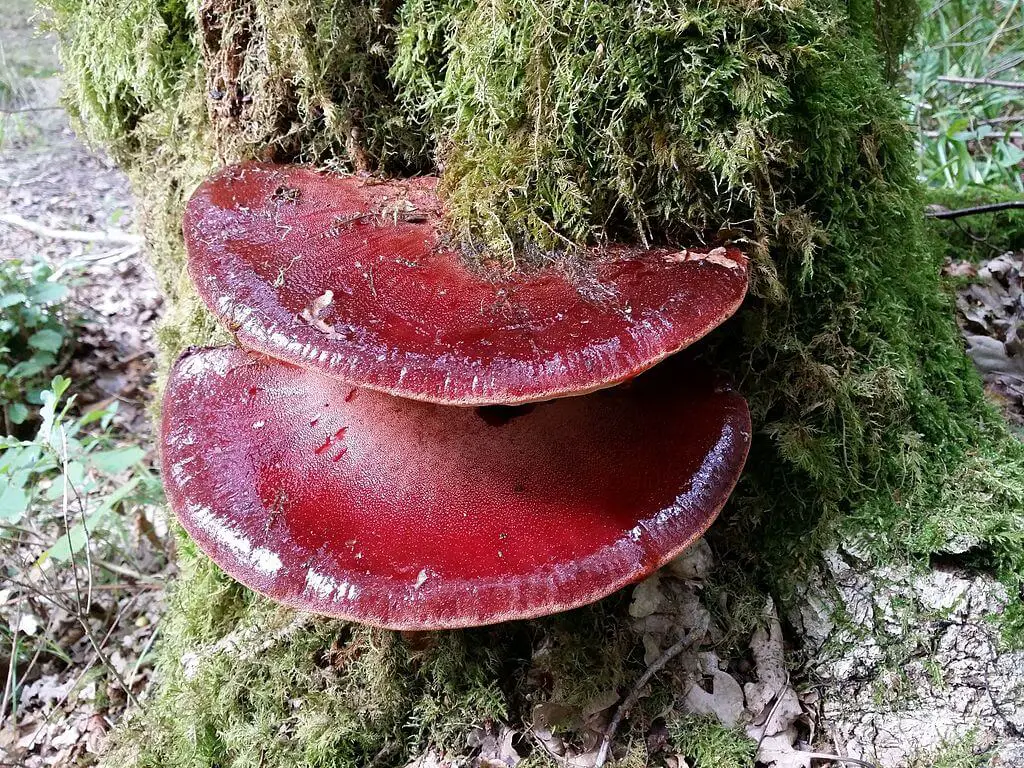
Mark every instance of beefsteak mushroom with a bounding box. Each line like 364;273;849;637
161;346;751;630
184;162;748;406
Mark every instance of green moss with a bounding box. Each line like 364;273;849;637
667;715;756;768
106;536;519;768
43;0;1024;764
906;732;991;768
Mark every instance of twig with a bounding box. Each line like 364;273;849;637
94;558;153;583
16;615;56;706
59;426;86;617
26;594;141;745
1;602;24;722
927;201;1024;220
799;752;878;767
937;75;1024;90
0;170;52;187
984;0;1020;58
0;212;143;245
50;245;141;281
127;623;160;691
57;427;138;708
80;614;140;710
920;129;1023;139
0;577;160;606
594;617;709;767
754;671;791;752
0;105;65;115
949;218;1004;254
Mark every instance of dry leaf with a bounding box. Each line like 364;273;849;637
665;538;714;581
683;652;745;726
629;572;665;618
754;732;813;768
744;599;788;716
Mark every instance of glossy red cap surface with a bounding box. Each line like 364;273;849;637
184;163;748;406
161;346;751;629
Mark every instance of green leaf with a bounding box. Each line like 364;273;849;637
0;444;43;473
9;354;56;379
43;519;93;563
28;282;68;304
78;407;111;426
40;478;139;563
0;292;28;308
0;484;30;522
51;376;71;400
7;402;29;424
37;379;73;442
43;461;87;500
89;447;145;475
27;329;64;353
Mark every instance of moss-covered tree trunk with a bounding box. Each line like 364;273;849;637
46;0;1023;765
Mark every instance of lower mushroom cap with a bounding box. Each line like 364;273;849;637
161;346;751;629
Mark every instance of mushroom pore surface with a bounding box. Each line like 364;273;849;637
162;346;751;629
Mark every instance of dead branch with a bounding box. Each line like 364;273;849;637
927;201;1024;220
594;615;709;767
0;106;65;115
937;75;1024;90
0;212;143;245
1;600;24;720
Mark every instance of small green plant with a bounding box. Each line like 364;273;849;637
0;375;163;557
0;258;73;434
907;0;1024;192
907;731;991;768
1;376;165;717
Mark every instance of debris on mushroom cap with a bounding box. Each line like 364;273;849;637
184;162;749;406
162;346;752;630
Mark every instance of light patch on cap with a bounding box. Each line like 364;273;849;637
179;349;232;379
414;568;429;589
189;502;282;575
304;568;361;602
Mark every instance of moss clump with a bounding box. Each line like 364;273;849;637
392;0;913;260
106;538;518;768
44;0;1024;764
106;537;647;768
667;715;756;768
190;0;430;172
906;732;991;768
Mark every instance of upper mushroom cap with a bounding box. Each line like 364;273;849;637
162;346;751;629
184;163;749;406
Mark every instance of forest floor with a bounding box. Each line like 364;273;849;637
1;4;172;766
0;2;1022;767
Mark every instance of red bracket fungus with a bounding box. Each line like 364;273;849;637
162;346;751;630
168;162;755;628
184;162;749;406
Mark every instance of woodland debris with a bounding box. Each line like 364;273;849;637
952;252;1024;424
0;211;143;245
